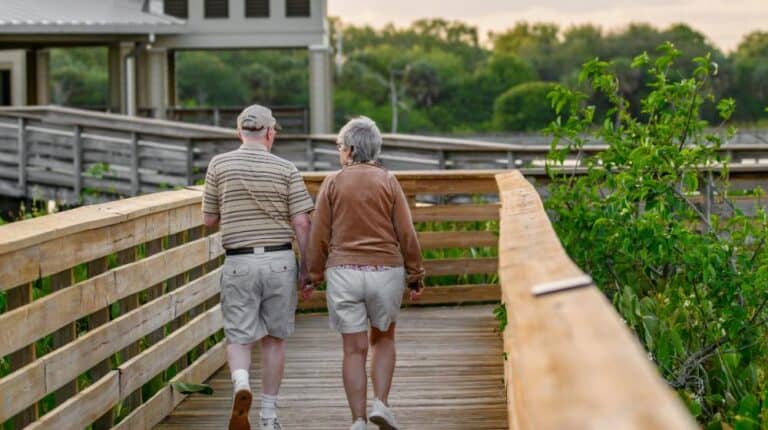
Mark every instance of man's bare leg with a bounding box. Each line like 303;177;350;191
260;335;286;419
227;342;255;430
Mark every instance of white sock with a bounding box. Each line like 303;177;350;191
260;393;278;419
231;369;250;391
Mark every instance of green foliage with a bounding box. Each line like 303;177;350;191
176;49;309;108
493;81;559;131
46;21;768;131
50;47;108;108
493;303;507;333
545;43;768;427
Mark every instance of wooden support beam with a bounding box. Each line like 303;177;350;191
72;125;83;198
17;117;27;194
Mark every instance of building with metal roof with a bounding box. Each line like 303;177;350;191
0;0;332;133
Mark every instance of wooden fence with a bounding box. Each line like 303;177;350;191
496;170;697;429
0;171;502;429
1;106;767;204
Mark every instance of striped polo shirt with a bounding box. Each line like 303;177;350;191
202;142;314;249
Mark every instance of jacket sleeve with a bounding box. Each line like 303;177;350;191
390;175;425;283
308;177;333;284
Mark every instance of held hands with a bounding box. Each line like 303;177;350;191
298;269;316;301
408;280;425;302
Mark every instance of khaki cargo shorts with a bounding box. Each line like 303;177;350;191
220;250;298;344
325;266;406;333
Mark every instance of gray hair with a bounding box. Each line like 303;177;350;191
337;117;382;163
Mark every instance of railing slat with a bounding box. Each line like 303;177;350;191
119;306;222;396
0;270;220;422
112;342;226;430
26;371;120;430
0;235;221;358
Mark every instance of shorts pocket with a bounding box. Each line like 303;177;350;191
269;260;294;273
223;262;250;277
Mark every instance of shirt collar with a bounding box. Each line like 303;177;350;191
240;142;268;151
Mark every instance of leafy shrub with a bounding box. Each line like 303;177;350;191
546;42;768;428
493;81;558;131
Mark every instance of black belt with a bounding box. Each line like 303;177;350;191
225;243;292;256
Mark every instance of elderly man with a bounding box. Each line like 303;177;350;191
307;117;425;430
202;105;313;430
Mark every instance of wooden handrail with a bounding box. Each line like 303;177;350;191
0;171;504;429
495;170;697;429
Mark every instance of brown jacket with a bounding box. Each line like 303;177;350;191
308;163;425;284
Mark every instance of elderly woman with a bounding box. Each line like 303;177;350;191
306;117;425;430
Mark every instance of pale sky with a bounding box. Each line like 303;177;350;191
328;0;768;52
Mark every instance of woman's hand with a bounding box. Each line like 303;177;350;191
299;283;316;302
408;280;425;302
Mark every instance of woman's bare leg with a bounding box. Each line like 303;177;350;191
370;323;397;404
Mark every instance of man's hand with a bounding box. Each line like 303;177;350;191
298;269;315;301
408;280;425;302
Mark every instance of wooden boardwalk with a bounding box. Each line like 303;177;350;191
154;306;507;430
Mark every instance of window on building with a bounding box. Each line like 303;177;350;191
245;0;270;17
285;0;310;17
205;0;229;18
164;0;188;18
0;70;10;106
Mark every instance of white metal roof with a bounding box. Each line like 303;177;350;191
0;0;185;34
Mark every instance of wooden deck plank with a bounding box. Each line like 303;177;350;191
154;306;507;430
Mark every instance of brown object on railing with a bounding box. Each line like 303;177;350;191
496;170;697;429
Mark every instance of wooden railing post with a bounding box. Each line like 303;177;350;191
6;283;38;427
72;125;83;199
130;132;139;196
88;257;114;430
17;117;27;195
186;138;194;185
117;247;142;412
306;138;315;171
507;151;517;169
50;269;78;405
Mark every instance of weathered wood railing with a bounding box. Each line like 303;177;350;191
0;171;502;429
496;170;697;429
1;106;767;203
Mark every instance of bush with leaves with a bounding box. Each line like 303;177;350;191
494;81;559;131
545;42;768;429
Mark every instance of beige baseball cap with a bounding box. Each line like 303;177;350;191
237;104;281;131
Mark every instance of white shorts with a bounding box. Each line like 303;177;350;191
220;251;298;343
325;266;406;333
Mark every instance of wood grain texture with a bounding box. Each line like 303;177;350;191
418;231;498;249
0;270;221;422
412;204;500;222
495;170;697;429
0;235;221;358
113;342;227;430
25;371;120;430
154;306;507;430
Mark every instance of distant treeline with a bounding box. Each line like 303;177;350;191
50;19;768;132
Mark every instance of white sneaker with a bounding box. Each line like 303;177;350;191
260;416;283;430
350;418;367;430
369;399;399;430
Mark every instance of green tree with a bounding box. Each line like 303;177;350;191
493;81;558;131
546;43;768;428
50;48;108;108
733;32;768;121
